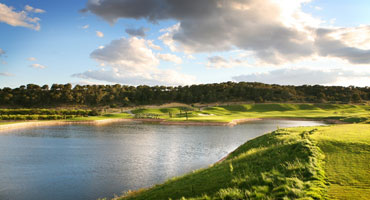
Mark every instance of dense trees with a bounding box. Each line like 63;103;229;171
0;82;369;108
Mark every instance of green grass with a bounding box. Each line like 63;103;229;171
0;121;24;125
310;125;370;199
67;113;132;121
130;103;370;123
119;124;370;200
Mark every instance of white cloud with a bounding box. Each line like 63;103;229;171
27;57;37;61
30;63;47;69
158;23;180;52
81;24;89;29
0;3;43;30
73;37;196;85
232;68;370;86
207;56;230;69
24;5;45;14
315;27;370;64
96;31;104;38
207;55;250;69
158;53;182;64
84;0;370;65
147;40;162;50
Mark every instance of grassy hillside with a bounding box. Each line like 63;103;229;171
131;103;370;123
119;124;370;200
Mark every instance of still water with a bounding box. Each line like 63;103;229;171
0;120;325;200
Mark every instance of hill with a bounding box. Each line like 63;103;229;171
119;124;370;200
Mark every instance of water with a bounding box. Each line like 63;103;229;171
0;120;325;200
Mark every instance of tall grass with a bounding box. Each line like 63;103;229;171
120;127;329;200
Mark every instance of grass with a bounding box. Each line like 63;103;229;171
1;103;369;124
0;121;24;125
310;125;370;199
67;113;133;121
2;103;368;199
130;103;370;123
119;124;370;200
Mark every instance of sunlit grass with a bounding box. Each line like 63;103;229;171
67;113;133;121
130;103;370;123
117;124;370;200
310;124;370;200
0;121;24;125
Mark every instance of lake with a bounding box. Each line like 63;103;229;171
0;120;325;200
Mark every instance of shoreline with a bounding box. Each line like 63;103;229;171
0;117;344;132
0;118;134;132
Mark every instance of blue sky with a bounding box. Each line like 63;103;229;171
0;0;370;88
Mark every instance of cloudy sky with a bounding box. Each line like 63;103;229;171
1;0;370;87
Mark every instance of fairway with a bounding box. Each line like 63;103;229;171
130;103;370;123
119;124;370;200
310;125;370;199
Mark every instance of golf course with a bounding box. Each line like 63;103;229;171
86;103;370;200
1;103;369;200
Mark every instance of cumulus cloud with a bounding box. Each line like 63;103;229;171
96;31;104;37
207;55;250;69
24;5;45;13
125;27;147;37
30;63;47;69
84;0;370;65
207;56;231;68
0;3;44;30
158;53;182;64
232;68;370;86
73;37;195;85
146;40;161;50
315;27;370;64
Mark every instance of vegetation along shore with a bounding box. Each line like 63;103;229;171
1;103;368;131
1;85;369;199
116;124;370;200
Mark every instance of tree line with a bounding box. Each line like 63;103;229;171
0;82;369;108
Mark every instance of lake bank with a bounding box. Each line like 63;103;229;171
119;124;370;200
1;103;367;132
0;116;345;132
0;120;325;200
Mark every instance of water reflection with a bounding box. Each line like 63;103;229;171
0;120;325;200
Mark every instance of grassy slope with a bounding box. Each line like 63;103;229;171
131;103;370;123
120;124;370;200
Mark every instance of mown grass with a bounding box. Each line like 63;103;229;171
310;124;370;199
67;113;133;121
118;124;370;200
130;103;370;123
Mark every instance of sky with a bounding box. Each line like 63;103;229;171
0;0;370;88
